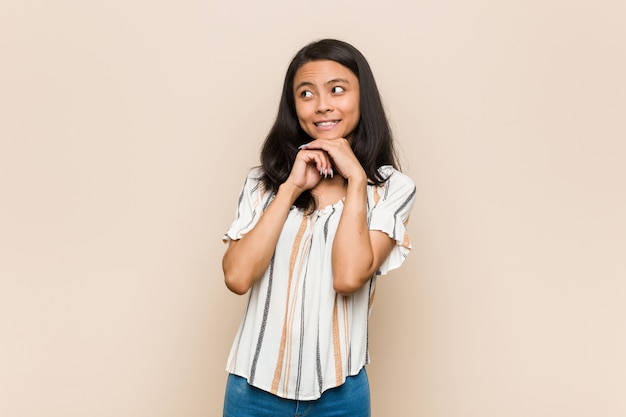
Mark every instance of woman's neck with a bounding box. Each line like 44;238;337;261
311;175;347;209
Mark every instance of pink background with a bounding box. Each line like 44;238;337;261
1;0;625;415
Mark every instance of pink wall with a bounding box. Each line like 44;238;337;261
1;0;625;415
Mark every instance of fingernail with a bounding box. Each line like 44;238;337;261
324;169;328;178
320;168;323;176
298;143;310;150
330;168;334;178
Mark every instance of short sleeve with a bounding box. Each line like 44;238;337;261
223;168;272;242
368;167;417;275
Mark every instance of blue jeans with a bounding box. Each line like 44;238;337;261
223;368;371;417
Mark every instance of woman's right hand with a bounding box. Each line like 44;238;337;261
286;148;332;191
223;148;330;294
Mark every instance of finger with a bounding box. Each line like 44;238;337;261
306;151;332;178
298;148;329;161
302;139;353;159
297;148;335;179
311;152;332;177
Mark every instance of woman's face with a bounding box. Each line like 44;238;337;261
293;60;360;142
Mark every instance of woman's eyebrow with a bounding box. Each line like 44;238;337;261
325;78;350;85
294;78;351;90
294;81;314;90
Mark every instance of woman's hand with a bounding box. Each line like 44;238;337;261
286;147;333;191
296;138;388;295
299;138;366;182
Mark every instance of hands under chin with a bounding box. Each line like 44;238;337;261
296;138;367;183
287;147;332;191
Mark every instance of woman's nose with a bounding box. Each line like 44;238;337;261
316;96;333;113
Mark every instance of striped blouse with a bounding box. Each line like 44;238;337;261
223;165;416;400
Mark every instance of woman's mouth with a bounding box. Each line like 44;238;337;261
314;120;340;128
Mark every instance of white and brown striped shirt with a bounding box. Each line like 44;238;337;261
223;165;416;400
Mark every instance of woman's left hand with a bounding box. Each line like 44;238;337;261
299;138;366;182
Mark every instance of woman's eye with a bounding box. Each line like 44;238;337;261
300;90;314;98
331;86;345;94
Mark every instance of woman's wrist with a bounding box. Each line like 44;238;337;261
277;182;303;205
346;170;368;188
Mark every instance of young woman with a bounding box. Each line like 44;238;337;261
222;39;416;417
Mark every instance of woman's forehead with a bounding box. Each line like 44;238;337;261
294;60;358;86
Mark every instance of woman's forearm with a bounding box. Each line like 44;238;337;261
331;176;377;295
222;183;301;294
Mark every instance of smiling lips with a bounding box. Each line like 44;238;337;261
314;120;340;129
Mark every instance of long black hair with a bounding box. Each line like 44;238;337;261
260;39;399;211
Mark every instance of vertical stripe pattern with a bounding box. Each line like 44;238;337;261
223;165;416;401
